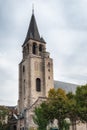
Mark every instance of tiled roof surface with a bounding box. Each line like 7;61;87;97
54;80;78;93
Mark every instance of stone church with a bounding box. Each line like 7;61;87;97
17;11;54;130
17;11;86;130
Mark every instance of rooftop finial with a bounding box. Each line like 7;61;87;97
32;3;34;14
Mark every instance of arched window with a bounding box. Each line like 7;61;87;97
39;44;43;52
36;78;41;92
32;43;37;54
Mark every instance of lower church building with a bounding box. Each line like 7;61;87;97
17;11;86;130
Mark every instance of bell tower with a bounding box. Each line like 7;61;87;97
18;12;54;113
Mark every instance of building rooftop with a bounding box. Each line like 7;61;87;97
54;80;78;93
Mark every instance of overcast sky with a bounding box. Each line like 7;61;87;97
0;0;87;106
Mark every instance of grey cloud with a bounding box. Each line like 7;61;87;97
61;0;87;30
62;73;87;85
0;68;11;81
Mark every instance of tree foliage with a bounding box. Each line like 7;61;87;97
0;106;9;130
0;106;9;119
66;92;78;130
33;102;49;130
48;88;68;130
76;85;87;123
33;85;87;130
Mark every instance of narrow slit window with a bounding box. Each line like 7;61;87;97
36;78;41;92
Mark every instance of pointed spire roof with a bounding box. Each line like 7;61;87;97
23;12;46;45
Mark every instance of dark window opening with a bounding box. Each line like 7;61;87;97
36;78;41;92
13;125;17;130
48;76;50;79
39;44;43;52
48;62;50;67
48;69;50;72
23;66;25;72
32;43;37;54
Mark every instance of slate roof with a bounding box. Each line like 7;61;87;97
23;13;46;45
54;80;78;93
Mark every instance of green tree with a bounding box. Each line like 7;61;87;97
0;106;9;130
0;106;9;119
48;88;68;130
61;119;70;130
0;121;3;130
76;85;87;130
66;92;78;130
33;102;49;130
